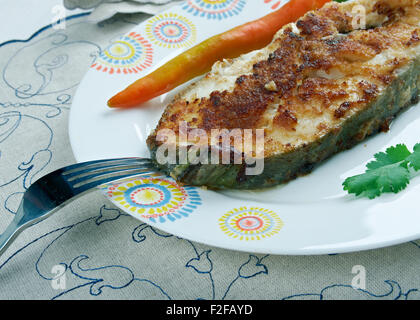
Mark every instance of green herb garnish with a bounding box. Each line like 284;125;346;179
343;144;420;199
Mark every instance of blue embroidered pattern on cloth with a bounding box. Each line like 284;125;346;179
1;9;420;300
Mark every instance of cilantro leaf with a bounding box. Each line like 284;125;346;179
343;163;410;199
375;164;410;193
343;171;381;199
407;143;420;171
343;143;420;199
366;144;411;171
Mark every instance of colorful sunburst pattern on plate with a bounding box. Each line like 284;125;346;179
219;207;284;240
104;176;202;223
181;0;246;20
145;13;197;48
91;32;153;74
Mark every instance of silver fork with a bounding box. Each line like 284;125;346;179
0;157;156;257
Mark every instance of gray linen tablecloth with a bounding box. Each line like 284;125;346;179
0;4;420;300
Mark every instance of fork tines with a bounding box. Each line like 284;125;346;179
62;158;155;189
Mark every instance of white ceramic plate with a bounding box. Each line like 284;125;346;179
69;0;420;255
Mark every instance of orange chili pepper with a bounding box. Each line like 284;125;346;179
108;0;331;108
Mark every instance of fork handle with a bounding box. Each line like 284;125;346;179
0;218;23;258
0;204;44;258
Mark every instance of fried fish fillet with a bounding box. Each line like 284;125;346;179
147;0;420;189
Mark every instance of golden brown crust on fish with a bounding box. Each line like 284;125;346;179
151;0;420;157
